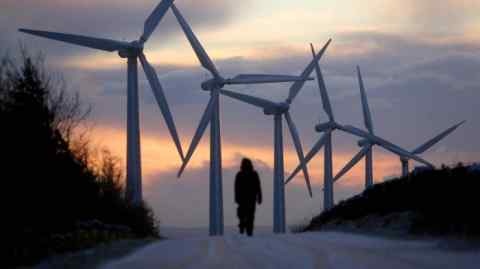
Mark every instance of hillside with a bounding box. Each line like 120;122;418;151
305;164;480;238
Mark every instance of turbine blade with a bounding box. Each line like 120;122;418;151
333;146;369;183
284;111;313;197
412;120;466;154
19;29;129;52
139;53;184;161
219;89;278;110
336;124;373;141
338;125;386;147
285;133;329;184
378;140;435;168
226;74;310;85
310;43;334;121
178;97;216;177
338;124;435;168
287;38;332;104
171;4;220;78
141;0;175;43
357;66;374;134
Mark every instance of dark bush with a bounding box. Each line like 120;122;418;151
1;50;159;268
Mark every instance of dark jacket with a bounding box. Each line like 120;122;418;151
234;170;262;205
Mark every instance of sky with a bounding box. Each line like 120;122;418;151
2;0;479;228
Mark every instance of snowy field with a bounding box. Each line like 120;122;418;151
102;228;479;269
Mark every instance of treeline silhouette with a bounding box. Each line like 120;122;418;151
1;50;158;267
305;164;480;238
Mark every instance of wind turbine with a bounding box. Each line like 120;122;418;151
19;0;183;206
332;66;435;189
218;40;332;233
286;58;434;211
400;121;465;177
285;43;341;210
171;4;310;236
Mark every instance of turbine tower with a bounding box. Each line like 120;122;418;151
171;5;309;236
333;66;435;189
219;40;331;233
19;0;183;206
400;121;465;177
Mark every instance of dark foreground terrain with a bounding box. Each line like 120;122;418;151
305;164;480;239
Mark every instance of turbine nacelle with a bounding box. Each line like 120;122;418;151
201;78;225;91
357;139;371;147
263;102;289;115
118;40;144;58
315;121;337;132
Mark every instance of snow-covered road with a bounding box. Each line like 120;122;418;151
102;231;479;269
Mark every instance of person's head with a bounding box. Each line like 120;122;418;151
240;158;254;172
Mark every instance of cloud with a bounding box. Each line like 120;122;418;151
4;0;250;35
1;0;253;61
384;0;480;33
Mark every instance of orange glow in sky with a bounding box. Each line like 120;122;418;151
89;126;402;189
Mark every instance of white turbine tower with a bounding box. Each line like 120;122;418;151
286;58;435;211
333;66;435;189
19;0;183;206
400;121;465;177
171;4;309;236
219;40;332;233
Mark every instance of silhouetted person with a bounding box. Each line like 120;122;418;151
235;158;262;236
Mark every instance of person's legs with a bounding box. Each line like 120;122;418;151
246;218;253;236
237;205;245;234
246;205;256;236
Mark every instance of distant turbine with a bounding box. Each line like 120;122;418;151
171;4;310;236
400;121;465;177
219;39;331;233
287;61;435;211
333;66;435;189
20;0;183;206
